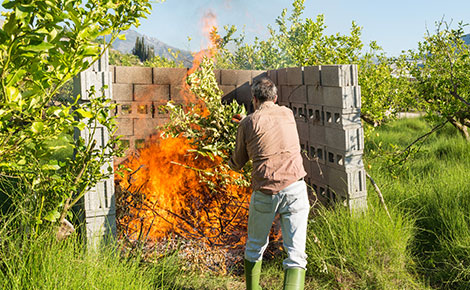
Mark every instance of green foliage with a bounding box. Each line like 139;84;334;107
214;0;415;126
160;56;249;186
408;20;470;140
0;0;151;232
110;47;184;67
109;49;141;66
132;36;154;62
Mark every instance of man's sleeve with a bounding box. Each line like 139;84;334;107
228;120;249;172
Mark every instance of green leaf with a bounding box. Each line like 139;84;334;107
25;42;55;52
31;121;44;133
117;33;126;40
75;108;93;118
43;210;60;222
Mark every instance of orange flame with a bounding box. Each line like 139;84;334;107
116;136;251;246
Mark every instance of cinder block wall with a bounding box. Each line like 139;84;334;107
111;65;366;210
110;66;266;159
271;65;366;210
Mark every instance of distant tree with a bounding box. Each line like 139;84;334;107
213;0;416;127
408;21;470;140
132;36;154;62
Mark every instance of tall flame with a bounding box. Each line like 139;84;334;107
116;10;259;249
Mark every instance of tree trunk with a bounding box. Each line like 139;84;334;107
448;117;470;141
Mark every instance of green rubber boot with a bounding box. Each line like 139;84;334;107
244;259;263;290
283;267;305;290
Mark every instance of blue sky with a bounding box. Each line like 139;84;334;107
138;0;470;56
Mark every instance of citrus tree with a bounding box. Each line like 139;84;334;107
214;0;416;127
0;0;152;233
408;21;470;140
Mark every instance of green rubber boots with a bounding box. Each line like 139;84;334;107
283;267;306;290
245;259;305;290
244;259;263;290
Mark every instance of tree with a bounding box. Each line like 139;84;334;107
213;0;416;127
408;21;470;140
0;0;152;233
132;36;154;62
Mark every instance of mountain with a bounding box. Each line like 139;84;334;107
110;30;193;67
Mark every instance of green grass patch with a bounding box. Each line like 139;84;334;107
366;118;470;289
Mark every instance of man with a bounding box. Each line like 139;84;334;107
229;77;309;290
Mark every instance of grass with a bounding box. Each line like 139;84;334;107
366;118;470;289
1;117;469;289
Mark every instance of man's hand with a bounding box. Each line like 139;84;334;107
231;114;246;124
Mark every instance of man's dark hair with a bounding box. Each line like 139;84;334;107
251;77;277;102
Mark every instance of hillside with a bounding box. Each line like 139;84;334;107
110;30;193;67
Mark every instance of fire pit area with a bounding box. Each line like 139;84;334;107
73;51;366;272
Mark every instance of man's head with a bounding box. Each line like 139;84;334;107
251;77;278;105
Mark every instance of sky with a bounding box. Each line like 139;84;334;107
138;0;470;56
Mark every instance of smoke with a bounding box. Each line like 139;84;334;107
200;9;218;49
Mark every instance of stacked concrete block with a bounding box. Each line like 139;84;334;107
73;49;116;248
112;67;182;154
272;64;366;211
112;67;270;156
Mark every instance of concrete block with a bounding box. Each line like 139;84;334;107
282;85;307;103
309;178;329;204
286;67;303;85
299;137;309;158
267;70;278;85
220;69;252;86
110;65;116;83
170;85;194;104
309;161;328;182
115;66;152;84
114;118;134;136
306;104;324;126
134;84;170;102
133;118;165;137
308;124;326;145
116;102;153;118
112;84;133;101
323;106;361;128
289;103;307;121
296;120;309;143
251;70;267;83
327;165;367;199
304;66;321;86
84;179;115;216
307;85;323;105
85;214;117;248
153;100;170;118
324;147;364;170
325;125;364;153
323;86;361;110
153;67;188;85
347;196;368;211
321;64;358;87
75;71;113;101
308;143;327;165
213;69;221;84
277;68;288;85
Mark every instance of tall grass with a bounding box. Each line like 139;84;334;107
366;118;470;289
305;205;424;289
0;230;182;290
